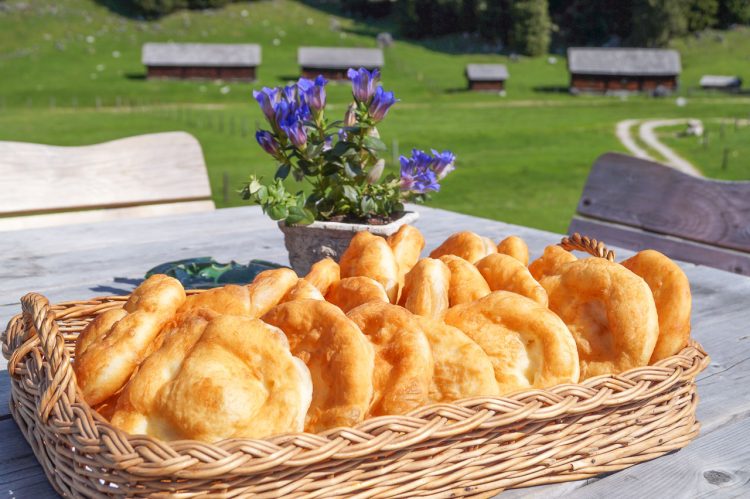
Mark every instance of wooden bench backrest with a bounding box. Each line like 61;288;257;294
0;132;215;229
569;152;750;275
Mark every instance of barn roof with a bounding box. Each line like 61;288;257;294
567;48;681;76
298;47;384;69
700;75;742;87
142;43;261;67
466;64;509;81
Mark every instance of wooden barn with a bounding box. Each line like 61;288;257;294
700;75;742;91
465;64;509;92
142;43;261;81
567;48;681;94
298;47;384;80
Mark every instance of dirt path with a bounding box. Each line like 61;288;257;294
615;118;703;177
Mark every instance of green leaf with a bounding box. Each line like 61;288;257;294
344;161;363;179
286;206;316;225
342;185;359;202
275;163;291;180
267;204;288;220
363;135;387;152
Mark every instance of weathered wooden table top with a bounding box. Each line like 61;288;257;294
1;205;748;498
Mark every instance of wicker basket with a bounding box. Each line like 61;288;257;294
2;235;710;498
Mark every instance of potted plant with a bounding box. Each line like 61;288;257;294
242;68;455;274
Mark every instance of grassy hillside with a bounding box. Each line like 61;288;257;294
1;0;749;232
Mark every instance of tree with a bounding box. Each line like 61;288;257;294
509;0;551;56
478;0;512;44
717;0;750;27
129;0;186;17
629;0;687;47
684;0;719;32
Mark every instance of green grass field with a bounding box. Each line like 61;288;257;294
1;0;749;232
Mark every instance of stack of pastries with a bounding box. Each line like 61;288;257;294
73;225;691;442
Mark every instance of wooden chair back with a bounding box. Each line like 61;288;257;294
569;152;750;275
0;132;215;231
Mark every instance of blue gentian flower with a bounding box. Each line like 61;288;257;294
253;87;279;122
281;84;297;104
255;130;280;156
400;149;440;193
430;149;456;180
298;75;327;112
368;86;397;122
347;67;380;104
279;113;307;148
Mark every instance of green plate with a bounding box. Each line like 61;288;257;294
146;257;286;289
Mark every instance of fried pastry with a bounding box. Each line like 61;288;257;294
476;253;548;306
621;250;691;362
429;231;496;264
178;284;252;317
339;231;400;303
305;258;340;295
75;308;127;359
438;255;491;306
246;268;299;317
326;276;389;313
398;258;451;319
528;245;577;282
497;235;530;266
444;291;580;393
540;258;659;378
416;317;499;403
111;313;312;441
387;225;426;295
74;274;186;406
263;300;374;432
347;302;433;416
282;278;325;303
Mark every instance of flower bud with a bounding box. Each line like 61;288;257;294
366;159;385;184
344;103;357;127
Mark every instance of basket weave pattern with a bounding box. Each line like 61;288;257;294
2;235;710;498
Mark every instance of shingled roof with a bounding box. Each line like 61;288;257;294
567;48;681;76
466;64;509;81
142;43;261;67
298;47;384;69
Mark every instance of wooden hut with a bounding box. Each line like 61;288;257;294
700;75;742;91
298;47;384;80
567;48;681;94
465;64;509;92
142;43;261;81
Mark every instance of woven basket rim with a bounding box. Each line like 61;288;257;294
2;290;710;477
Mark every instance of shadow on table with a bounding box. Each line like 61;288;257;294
90;277;143;296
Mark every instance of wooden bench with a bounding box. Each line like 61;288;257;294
0;132;215;231
569;152;750;275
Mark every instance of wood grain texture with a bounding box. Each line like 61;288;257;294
0;131;214;216
569;216;750;275
0;205;748;498
576;152;750;253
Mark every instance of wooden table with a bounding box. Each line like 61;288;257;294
2;206;749;498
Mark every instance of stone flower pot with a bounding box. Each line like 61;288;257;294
279;211;420;275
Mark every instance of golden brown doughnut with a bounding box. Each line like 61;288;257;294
339;231;400;303
429;231;496;264
497;235;530;266
246;268;299;317
305;258;340;295
438;255;491;306
263;300;374;432
111;313;312;441
281;278;325;303
416;317;499;402
398;258;451;319
75;308;127;359
475;253;548;306
387;225;425;294
325;276;389;313
178;284;252;317
528;245;577;282
74;275;186;406
540;258;659;378
347;302;433;416
444;291;580;394
621;250;691;362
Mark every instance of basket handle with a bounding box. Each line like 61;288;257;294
559;233;616;261
19;292;77;423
